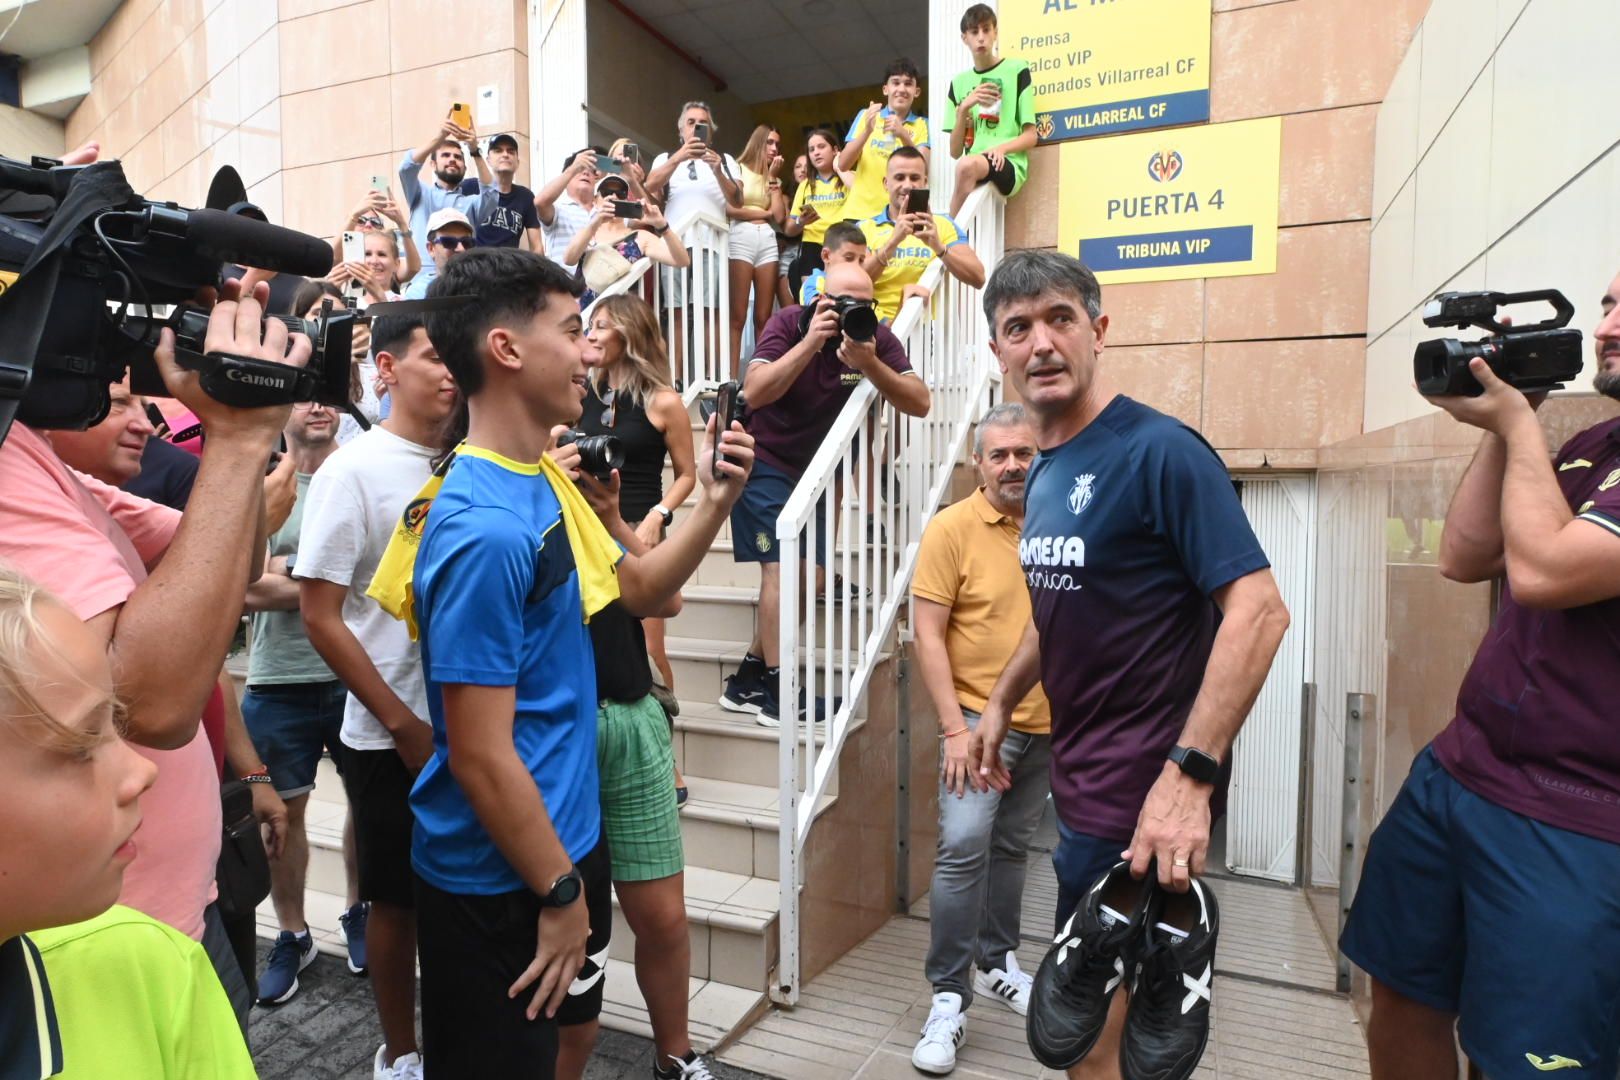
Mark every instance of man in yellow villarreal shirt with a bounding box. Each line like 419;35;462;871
859;147;985;324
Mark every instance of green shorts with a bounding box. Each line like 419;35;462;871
597;694;684;882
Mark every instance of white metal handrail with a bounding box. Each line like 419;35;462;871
772;184;1004;1004
663;209;734;406
577;206;732;407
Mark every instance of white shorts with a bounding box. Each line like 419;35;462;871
727;221;779;267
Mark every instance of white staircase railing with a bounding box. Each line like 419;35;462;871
772;185;1005;1004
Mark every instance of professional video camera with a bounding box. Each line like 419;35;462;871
798;293;879;343
0;154;345;447
1413;289;1584;397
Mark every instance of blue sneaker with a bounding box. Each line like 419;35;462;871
257;929;316;1005
719;671;768;715
338;902;369;975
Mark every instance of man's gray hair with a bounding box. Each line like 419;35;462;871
982;250;1103;339
973;401;1031;457
678;101;715;136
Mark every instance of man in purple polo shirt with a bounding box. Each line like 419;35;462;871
1341;271;1620;1080
719;262;932;725
969;251;1289;1080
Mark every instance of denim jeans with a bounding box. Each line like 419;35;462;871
924;708;1052;1007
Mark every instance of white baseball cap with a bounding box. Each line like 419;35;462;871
426;207;474;238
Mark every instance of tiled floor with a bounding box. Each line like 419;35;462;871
719;818;1368;1079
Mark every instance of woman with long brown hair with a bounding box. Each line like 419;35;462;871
726;124;787;372
784;127;853;300
580;295;696;697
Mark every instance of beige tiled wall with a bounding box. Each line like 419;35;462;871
1364;0;1620;432
67;0;531;241
1003;0;1429;458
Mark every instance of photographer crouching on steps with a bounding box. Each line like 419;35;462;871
717;260;931;726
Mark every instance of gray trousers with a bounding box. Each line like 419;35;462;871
201;901;253;1038
924;708;1052;1007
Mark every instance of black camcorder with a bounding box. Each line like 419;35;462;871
0;155;345;446
798;293;879;344
556;430;625;481
1413;289;1584;398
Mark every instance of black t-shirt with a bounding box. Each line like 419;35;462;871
123;436;199;510
462;181;540;248
588;601;653;704
578;383;666;523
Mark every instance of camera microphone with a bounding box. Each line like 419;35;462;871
179;209;335;278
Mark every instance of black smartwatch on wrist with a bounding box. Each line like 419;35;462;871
1168;745;1219;784
540;866;583;908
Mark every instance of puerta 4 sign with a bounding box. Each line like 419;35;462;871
1000;0;1212;143
1057;116;1282;285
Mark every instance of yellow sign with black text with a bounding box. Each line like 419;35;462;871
1058;117;1281;285
1001;0;1211;143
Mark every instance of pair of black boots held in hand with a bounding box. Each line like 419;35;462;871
1027;861;1219;1080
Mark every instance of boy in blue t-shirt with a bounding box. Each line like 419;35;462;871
403;248;755;1077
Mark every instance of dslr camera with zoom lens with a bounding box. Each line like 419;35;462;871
0;155;345;447
1413;289;1584;398
798;293;880;343
556;430;625;482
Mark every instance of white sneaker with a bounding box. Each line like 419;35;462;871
911;991;966;1075
974;950;1033;1016
374;1046;423;1080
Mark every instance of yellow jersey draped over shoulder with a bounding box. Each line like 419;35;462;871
859;207;967;323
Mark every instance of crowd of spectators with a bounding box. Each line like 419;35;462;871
0;6;1055;1080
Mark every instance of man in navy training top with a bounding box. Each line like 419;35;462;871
1340;268;1620;1080
409;248;754;1077
970;250;1289;1080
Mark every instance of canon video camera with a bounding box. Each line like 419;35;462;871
0;154;343;446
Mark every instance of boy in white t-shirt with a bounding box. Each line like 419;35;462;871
296;314;459;1080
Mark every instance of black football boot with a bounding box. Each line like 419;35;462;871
1120;876;1219;1080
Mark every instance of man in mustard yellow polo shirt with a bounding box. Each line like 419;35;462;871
909;403;1051;1075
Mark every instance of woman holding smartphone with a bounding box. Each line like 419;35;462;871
784;128;853;300
567;175;690;308
334;187;421;286
726;125;786;367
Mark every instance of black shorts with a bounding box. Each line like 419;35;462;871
340;747;417;908
981;152;1017;196
416;839;613;1078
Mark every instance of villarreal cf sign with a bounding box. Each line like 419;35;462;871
1058;117;1281;284
1001;0;1212;143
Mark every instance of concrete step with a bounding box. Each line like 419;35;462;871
663;634;878;715
608;867;778;993
667;584;758;642
672;697;849;792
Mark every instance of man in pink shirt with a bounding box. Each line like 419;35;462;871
0;279;312;1030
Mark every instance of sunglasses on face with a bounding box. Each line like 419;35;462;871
433;236;475;250
357;215;385;229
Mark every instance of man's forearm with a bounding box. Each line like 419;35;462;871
449;715;573;896
219;672;266;778
949;111;970;158
1438;431;1509;581
644;158;678;195
1499;412;1575;587
533;171;571;220
912;628;966;732
743;344;819;408
864;365;931;417
245;571;301;612
111;438;271;749
1177;583;1289;760
940;245;986;289
302;605;421;736
617;492;731;614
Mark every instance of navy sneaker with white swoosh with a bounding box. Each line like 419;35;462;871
1026;861;1153;1070
1120;877;1219;1080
